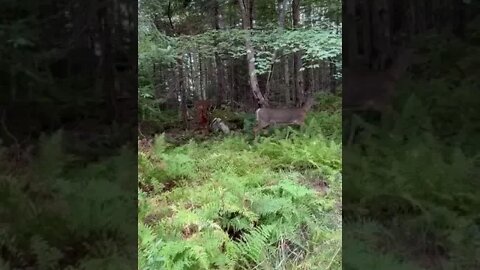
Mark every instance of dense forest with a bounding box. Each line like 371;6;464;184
138;0;341;134
138;0;342;269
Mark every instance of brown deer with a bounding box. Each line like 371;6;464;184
253;97;315;136
343;47;417;144
343;47;416;113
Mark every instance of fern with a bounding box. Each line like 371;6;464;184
30;235;63;270
138;98;342;269
234;225;276;266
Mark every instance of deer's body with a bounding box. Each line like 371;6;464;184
343;48;415;113
343;47;416;145
253;97;314;136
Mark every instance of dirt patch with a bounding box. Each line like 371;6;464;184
162;180;178;192
139;181;154;193
182;224;199;239
299;173;330;197
138;179;177;194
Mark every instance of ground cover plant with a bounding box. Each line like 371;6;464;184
343;30;480;269
138;94;342;270
0;133;137;269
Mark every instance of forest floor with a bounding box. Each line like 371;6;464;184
138;95;342;269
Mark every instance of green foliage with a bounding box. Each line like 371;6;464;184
344;34;480;269
174;28;341;74
0;132;136;269
138;103;342;269
138;0;342;117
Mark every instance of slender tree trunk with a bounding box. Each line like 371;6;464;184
238;0;268;107
284;56;290;104
213;0;226;106
100;6;117;121
198;54;204;99
311;65;316;93
214;55;225;106
292;0;304;105
305;61;311;97
265;0;290;100
177;57;187;129
329;58;337;94
453;0;465;39
185;63;190;96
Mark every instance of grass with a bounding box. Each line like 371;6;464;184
138;93;342;270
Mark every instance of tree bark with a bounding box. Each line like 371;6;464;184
265;0;290;100
329;59;336;94
177;57;187;129
238;0;268;107
213;1;226;106
100;5;117;120
292;0;304;105
283;56;290;104
198;54;204;99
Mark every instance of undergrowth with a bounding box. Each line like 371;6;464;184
343;31;480;269
0;132;137;269
138;94;342;270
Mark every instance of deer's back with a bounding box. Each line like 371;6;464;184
343;69;396;110
256;108;306;123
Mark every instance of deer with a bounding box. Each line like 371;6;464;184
343;47;416;114
253;97;315;136
342;46;417;144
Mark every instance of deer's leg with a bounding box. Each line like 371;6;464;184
253;123;268;137
347;115;362;146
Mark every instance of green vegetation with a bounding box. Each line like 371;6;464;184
343;31;480;269
138;94;342;270
0;133;137;269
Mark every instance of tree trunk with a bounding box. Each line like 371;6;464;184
329;59;336;94
265;0;290;100
292;0;304;105
284;56;290;104
213;1;226;106
177;57;187;129
238;0;268;107
199;54;204;99
100;6;117;121
305;61;311;96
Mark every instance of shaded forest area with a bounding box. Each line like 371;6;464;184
139;0;341;137
1;1;137;155
343;0;480;269
1;1;138;269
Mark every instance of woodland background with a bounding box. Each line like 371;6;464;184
138;0;341;134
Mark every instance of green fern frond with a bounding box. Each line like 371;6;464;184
30;235;63;270
234;225;275;266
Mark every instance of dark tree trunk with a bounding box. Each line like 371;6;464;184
292;0;304;105
265;0;290;101
213;1;226;106
177;57;187;129
329;59;337;94
99;6;116;121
